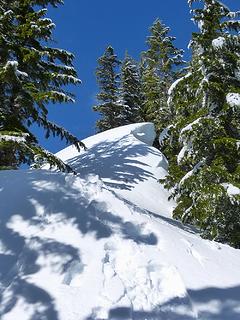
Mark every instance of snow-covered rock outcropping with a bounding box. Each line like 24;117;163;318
0;123;240;320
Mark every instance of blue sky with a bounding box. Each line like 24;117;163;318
36;0;238;153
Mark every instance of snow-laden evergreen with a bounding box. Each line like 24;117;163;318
0;0;84;171
141;19;185;135
118;53;143;125
161;0;240;247
93;46;123;132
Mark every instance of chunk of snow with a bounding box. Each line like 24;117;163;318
4;60;18;69
16;70;28;78
222;183;240;196
226;93;240;108
177;145;188;164
197;19;204;31
131;122;156;146
159;125;173;146
4;61;28;78
3;10;13;16
227;11;240;18
0;134;29;143
212;37;226;49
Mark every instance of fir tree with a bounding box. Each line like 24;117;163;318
93;46;122;132
118;53;143;125
164;0;240;247
141;19;185;133
0;0;85;171
141;65;162;125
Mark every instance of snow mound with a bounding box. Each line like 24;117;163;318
1;123;240;320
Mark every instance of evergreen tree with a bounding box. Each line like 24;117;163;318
141;65;162;125
141;19;185;132
118;53;143;124
164;0;240;247
93;46;122;132
0;0;85;171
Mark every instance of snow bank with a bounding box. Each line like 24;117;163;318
57;122;171;216
1;123;240;320
130;122;156;145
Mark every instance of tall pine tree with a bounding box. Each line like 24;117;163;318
93;46;122;132
0;0;85;171
141;19;185;133
118;53;143;125
164;0;240;247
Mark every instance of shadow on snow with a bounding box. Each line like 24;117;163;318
67;135;161;191
106;285;240;320
0;167;157;319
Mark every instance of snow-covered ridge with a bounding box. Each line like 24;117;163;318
1;123;240;320
57;122;156;162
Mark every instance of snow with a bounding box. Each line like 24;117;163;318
1;123;240;320
197;20;204;32
177;119;202;164
177;143;192;164
222;183;240;196
4;60;18;69
212;1;231;13
226;92;240;108
228;11;240;19
179;161;204;186
3;10;13;16
212;36;226;49
4;61;28;79
167;72;192;105
159;125;173;146
180;118;202;136
0;133;29;143
51;91;75;103
235;69;240;81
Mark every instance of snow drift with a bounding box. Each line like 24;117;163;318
0;123;240;320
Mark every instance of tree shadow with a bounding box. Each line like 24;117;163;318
189;286;240;320
107;285;240;319
67;135;161;191
1;280;59;320
0;169;158;319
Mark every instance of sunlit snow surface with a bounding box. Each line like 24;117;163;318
0;123;240;320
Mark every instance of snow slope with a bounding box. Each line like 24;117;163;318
0;122;240;320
